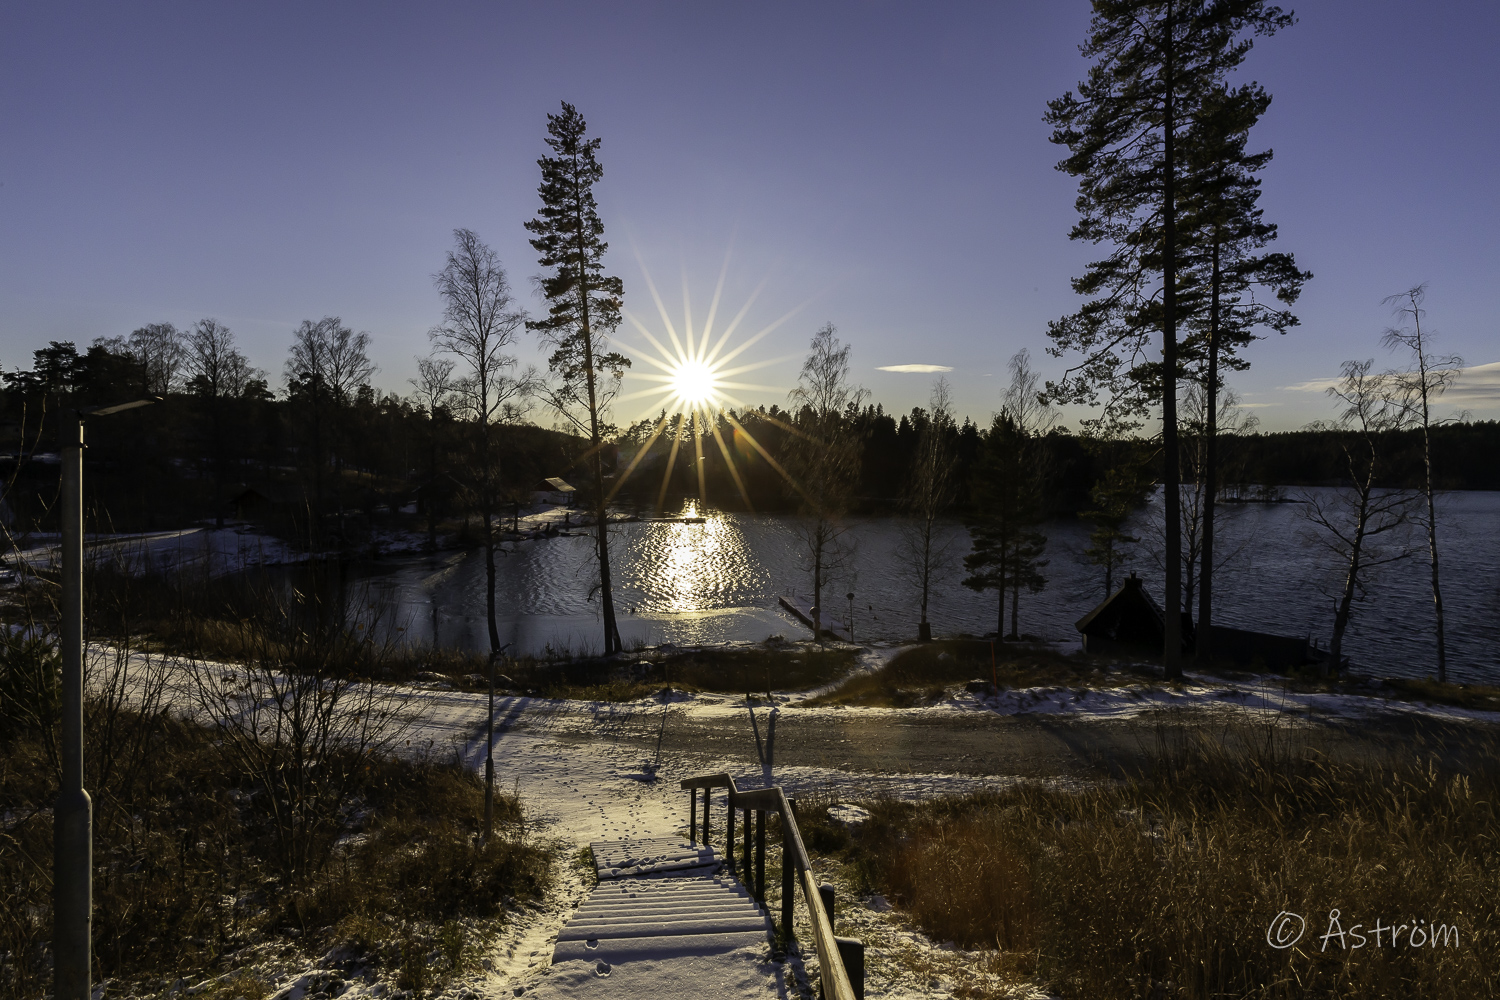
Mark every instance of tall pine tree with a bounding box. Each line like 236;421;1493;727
526;102;631;655
1177;83;1308;663
1044;0;1293;677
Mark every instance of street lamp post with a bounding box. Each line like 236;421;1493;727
54;398;158;1000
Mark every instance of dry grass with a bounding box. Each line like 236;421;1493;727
0;708;551;1000
808;639;1143;707
796;723;1499;999
502;643;859;700
1370;676;1500;712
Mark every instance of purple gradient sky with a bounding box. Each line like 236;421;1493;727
2;1;1496;431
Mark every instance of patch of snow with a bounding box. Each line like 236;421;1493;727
826;804;871;829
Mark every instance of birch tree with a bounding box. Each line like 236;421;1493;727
899;378;957;641
1300;360;1416;675
1381;285;1462;682
184;319;259;528
785;323;866;641
430;228;532;656
284;317;376;528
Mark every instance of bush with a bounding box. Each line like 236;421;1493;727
0;712;552;1000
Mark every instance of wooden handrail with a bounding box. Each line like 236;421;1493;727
681;773;859;1000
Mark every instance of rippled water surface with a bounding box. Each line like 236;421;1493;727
342;492;1499;683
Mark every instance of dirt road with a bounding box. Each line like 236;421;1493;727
549;703;1499;782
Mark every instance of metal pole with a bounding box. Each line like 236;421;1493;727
484;650;495;841
54;413;90;1000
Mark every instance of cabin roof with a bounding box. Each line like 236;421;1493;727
229;483;308;506
1074;573;1163;634
1075;572;1196;652
538;477;575;493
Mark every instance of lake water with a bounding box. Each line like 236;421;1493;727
342;490;1500;684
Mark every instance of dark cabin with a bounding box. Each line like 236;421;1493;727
534;477;577;507
413;471;462;519
1201;626;1324;672
1075;573;1326;671
228;484;310;530
1074;573;1192;658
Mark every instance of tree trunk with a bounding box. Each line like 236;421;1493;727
212;396;225;529
816;527;828;644
1160;5;1184;678
1413;321;1446;681
1009;579;1019;640
1327;496;1370;677
1425;482;1446;682
311;392;323;547
995;550;1008;641
918;517;932;639
1196;241;1222;665
574;200;621;655
483;512;501;654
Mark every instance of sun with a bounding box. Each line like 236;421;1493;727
670;358;719;408
608;247;806;511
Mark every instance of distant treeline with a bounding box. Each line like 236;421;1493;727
0;337;589;538
621;407;1499;518
1214;422;1500;491
1;335;1492;542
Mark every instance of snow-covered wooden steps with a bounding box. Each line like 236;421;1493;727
535;836;775;996
588;835;718;880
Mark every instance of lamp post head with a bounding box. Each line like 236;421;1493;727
82;396;163;417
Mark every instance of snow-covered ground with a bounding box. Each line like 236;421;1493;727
84;641;1500;999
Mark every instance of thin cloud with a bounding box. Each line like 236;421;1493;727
1281;376;1342;393
877;363;953;373
1283;360;1500;403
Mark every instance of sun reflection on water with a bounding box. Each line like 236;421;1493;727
628;502;762;615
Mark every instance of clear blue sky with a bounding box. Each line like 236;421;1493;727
2;1;1496;431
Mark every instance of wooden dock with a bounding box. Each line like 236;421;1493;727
777;595;850;641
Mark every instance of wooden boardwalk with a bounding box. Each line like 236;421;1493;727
537;836;774;996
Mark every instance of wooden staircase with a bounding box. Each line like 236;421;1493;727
540;836;773;993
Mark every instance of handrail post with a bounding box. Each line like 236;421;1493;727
742;806;753;892
754;810;766;905
726;794;736;869
702;784;711;846
781;820;794;934
835;938;866;1000
689;787;698;844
